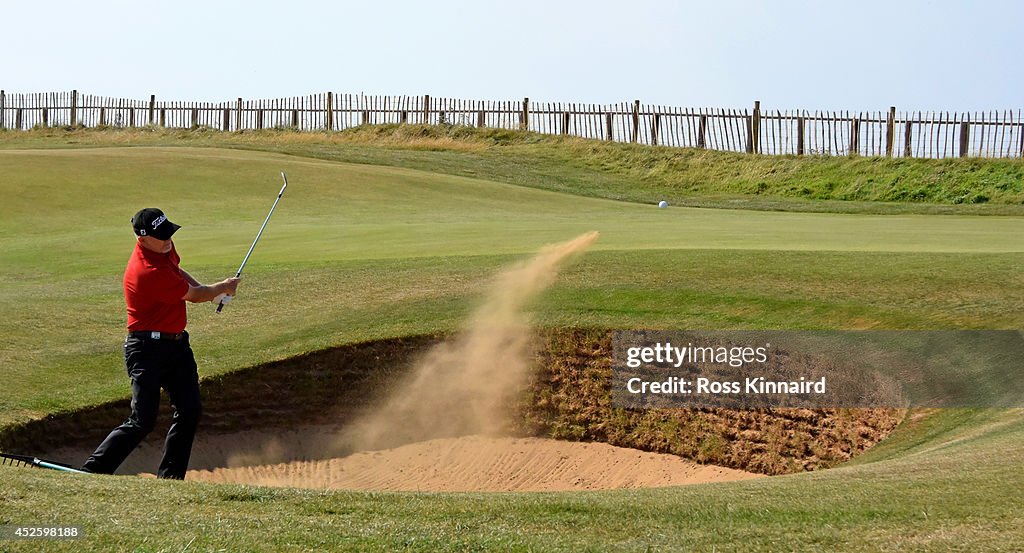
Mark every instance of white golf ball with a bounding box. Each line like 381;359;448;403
658;200;668;208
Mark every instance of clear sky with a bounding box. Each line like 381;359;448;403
2;0;1020;112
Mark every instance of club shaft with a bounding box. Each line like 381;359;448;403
236;174;288;276
217;172;288;313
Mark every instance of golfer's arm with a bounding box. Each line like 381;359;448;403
182;281;231;303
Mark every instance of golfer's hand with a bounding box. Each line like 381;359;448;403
221;277;241;296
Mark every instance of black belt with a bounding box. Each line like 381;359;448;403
129;331;187;341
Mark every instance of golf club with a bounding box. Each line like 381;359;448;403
217;171;289;313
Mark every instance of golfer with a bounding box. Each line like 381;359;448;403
82;208;240;479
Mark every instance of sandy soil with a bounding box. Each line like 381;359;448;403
186;435;762;492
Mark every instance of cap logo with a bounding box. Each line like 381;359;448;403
152;214;167;229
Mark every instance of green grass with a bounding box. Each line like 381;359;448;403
3;125;1024;214
1;146;1021;426
1;135;1023;551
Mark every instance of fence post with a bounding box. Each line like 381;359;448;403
1020;121;1024;158
159;108;166;127
748;100;760;153
148;95;156;125
235;98;243;130
326;91;334;130
561;111;570;135
849;117;860;156
99;107;107;126
652;113;660;146
959;120;970;158
903;119;913;157
0;90;5;129
222;108;230;131
42;108;49;127
423;94;431;124
191;107;199;129
16;108;23;130
605;112;613;141
521;97;529;131
797;115;805;155
476;109;484;127
631;100;640;143
885;106;896;157
698;114;707;149
70;90;78;127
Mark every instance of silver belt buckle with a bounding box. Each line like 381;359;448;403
151;331;161;340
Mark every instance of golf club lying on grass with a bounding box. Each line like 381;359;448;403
217;171;289;313
1;452;88;474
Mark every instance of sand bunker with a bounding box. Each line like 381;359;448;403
12;232;898;491
187;435;761;492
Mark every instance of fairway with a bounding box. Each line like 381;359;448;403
3;147;1023;260
1;141;1023;551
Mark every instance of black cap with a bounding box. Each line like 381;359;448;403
132;208;181;240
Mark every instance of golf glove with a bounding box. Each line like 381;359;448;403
213;293;233;305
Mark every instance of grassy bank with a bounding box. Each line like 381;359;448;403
2;125;1023;214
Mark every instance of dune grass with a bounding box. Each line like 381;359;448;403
0;138;1022;551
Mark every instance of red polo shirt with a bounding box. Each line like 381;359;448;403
124;242;190;333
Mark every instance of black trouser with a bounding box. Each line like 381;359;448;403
83;332;202;479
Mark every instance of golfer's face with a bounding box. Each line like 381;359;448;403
139;235;173;254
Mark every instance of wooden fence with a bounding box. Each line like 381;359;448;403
1;90;1021;159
